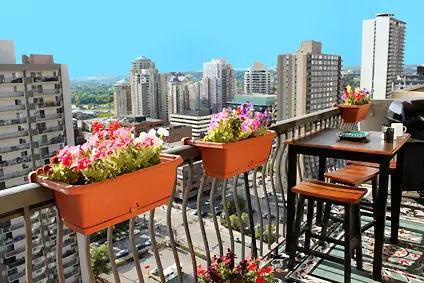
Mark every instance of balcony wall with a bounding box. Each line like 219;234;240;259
0;107;347;283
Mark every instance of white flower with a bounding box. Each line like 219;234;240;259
152;136;164;147
148;129;156;136
138;132;148;139
157;128;169;137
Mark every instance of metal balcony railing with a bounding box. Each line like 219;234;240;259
0;104;26;113
0;91;25;99
0;130;28;141
38;125;63;134
0;78;23;84
33;89;61;96
0;170;32;182
34;113;63;122
39;136;64;147
35;101;61;109
0;143;31;154
0;118;27;127
0;157;32;168
32;76;59;83
0;108;355;282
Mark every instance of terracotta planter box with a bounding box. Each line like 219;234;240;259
339;103;371;123
31;153;182;235
186;130;276;179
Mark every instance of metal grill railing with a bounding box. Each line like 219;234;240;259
0;107;343;282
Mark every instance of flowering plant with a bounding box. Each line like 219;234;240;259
342;85;373;105
197;249;275;283
36;121;169;185
203;103;271;143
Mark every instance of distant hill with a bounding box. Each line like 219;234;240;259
342;65;419;74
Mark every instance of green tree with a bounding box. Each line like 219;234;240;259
255;224;276;244
226;195;246;215
229;212;249;231
91;245;111;279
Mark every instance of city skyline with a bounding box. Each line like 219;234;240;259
1;0;423;78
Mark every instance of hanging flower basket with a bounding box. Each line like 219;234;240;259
31;154;181;234
339;103;371;123
186;130;275;179
339;85;372;123
183;103;276;179
31;123;182;235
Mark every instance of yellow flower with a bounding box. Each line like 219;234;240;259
346;85;352;93
355;87;360;94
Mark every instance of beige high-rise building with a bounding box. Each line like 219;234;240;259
277;41;342;120
0;40;80;283
113;77;131;119
187;81;201;111
0;41;74;190
244;61;273;95
167;73;188;118
130;55;160;118
202;58;236;113
360;14;406;99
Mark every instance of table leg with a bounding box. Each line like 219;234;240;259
286;145;297;268
315;156;326;225
391;149;404;244
373;158;390;281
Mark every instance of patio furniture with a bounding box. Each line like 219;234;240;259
292;179;366;283
285;128;410;281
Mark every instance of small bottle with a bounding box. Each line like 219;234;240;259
384;127;394;143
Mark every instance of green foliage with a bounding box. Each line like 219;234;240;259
91;245;111;279
227;195;246;215
229;213;249;231
71;84;113;106
255;224;276;244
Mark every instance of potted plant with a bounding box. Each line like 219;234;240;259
339;85;373;123
182;103;276;179
197;249;278;283
31;122;182;235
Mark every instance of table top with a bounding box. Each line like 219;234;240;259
285;128;410;156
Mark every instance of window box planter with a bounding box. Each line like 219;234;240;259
31;153;182;235
339;103;371;124
184;130;276;179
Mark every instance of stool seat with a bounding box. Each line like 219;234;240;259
325;165;380;186
347;160;397;171
292;179;367;204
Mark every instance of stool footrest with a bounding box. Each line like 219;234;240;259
360;220;376;233
309;232;345;246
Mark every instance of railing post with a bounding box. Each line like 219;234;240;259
76;233;95;282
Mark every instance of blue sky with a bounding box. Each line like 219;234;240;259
2;0;423;78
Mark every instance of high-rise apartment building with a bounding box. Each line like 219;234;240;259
360;14;406;99
277;41;342;120
243;61;273;95
0;41;74;190
130;55;160;118
0;40;80;283
187;81;202;111
202;58;236;113
167;73;189;118
113;77;131;119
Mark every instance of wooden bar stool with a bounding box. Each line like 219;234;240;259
322;165;380;235
293;180;366;283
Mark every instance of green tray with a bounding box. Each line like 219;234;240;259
336;130;369;141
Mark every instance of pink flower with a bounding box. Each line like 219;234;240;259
61;152;73;167
76;158;91;170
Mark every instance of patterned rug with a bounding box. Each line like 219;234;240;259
269;197;424;282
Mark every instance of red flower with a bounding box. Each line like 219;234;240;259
265;266;273;273
197;264;206;275
76;157;91;170
50;155;59;164
144;265;150;269
108;121;120;137
92;122;104;134
248;263;257;270
61;152;73;167
256;276;265;283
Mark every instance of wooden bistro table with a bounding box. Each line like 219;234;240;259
284;128;410;281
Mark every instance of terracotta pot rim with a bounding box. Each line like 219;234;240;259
191;130;276;149
338;103;371;108
33;153;182;195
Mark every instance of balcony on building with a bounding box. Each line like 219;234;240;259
0;98;422;283
0;104;26;113
0;130;28;141
0;91;25;99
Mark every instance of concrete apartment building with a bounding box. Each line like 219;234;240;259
277;41;342;120
360;14;406;99
113;77;131;119
169;110;212;139
202;58;236;113
0;40;80;283
243;61;273;95
0;40;74;190
167;73;189;118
